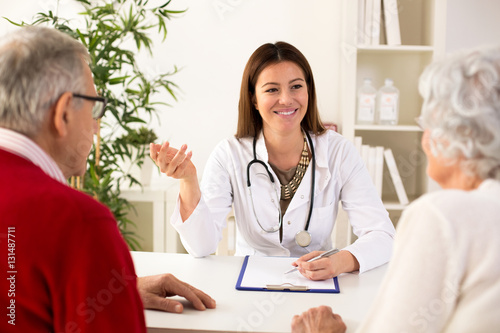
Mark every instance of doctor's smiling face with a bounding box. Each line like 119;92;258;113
253;61;308;136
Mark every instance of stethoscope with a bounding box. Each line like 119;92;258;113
246;131;316;248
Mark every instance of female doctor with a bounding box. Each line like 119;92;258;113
151;42;395;280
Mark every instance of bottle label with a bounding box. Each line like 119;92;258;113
379;93;398;120
357;94;375;122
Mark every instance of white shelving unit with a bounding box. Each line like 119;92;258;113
354;124;422;131
121;183;183;253
340;0;447;225
121;184;236;254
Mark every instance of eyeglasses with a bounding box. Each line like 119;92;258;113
414;116;424;130
73;93;107;119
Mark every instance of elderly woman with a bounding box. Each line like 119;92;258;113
291;44;500;333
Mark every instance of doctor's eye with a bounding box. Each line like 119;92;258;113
291;84;303;90
265;88;279;93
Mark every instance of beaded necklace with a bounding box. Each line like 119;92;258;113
280;133;310;200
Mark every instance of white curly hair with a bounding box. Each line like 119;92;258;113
418;44;500;180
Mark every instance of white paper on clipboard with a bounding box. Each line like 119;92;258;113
236;256;339;293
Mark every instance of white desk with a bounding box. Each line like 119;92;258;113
131;252;387;333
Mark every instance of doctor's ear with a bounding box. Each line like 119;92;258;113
252;94;258;111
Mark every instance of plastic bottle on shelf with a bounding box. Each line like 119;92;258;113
356;78;377;125
376;78;399;125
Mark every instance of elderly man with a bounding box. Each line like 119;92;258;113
0;26;215;332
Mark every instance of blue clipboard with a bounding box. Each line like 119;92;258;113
235;255;340;293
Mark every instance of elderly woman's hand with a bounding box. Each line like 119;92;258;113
291;306;346;333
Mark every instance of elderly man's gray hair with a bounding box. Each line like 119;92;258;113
0;26;91;137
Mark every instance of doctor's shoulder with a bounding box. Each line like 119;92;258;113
314;129;351;145
314;129;357;157
207;136;253;167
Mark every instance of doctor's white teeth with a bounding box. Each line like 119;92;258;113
275;109;297;115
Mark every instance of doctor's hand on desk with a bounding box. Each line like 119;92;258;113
291;306;346;333
137;274;216;313
292;250;360;280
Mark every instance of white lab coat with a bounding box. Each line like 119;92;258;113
171;130;395;273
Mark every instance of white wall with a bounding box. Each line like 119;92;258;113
1;0;500;188
446;0;500;53
147;0;342;186
0;0;341;187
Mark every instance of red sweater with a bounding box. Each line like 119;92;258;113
0;149;146;332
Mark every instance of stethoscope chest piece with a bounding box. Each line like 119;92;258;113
295;230;312;247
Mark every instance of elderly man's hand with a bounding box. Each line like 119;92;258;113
291;306;346;333
137;274;216;313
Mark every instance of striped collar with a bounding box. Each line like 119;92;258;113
0;127;67;185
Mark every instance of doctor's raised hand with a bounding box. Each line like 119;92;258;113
150;141;201;221
150;142;195;179
153;41;395;281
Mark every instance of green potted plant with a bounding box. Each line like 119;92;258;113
5;0;185;250
115;126;159;187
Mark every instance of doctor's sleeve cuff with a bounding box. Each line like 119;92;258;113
170;195;223;257
342;230;394;274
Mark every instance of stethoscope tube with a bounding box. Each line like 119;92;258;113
303;131;315;232
246;138;275;187
247;131;315;235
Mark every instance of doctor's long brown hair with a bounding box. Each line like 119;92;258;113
235;41;326;139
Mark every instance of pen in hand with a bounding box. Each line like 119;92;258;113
284;248;340;274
